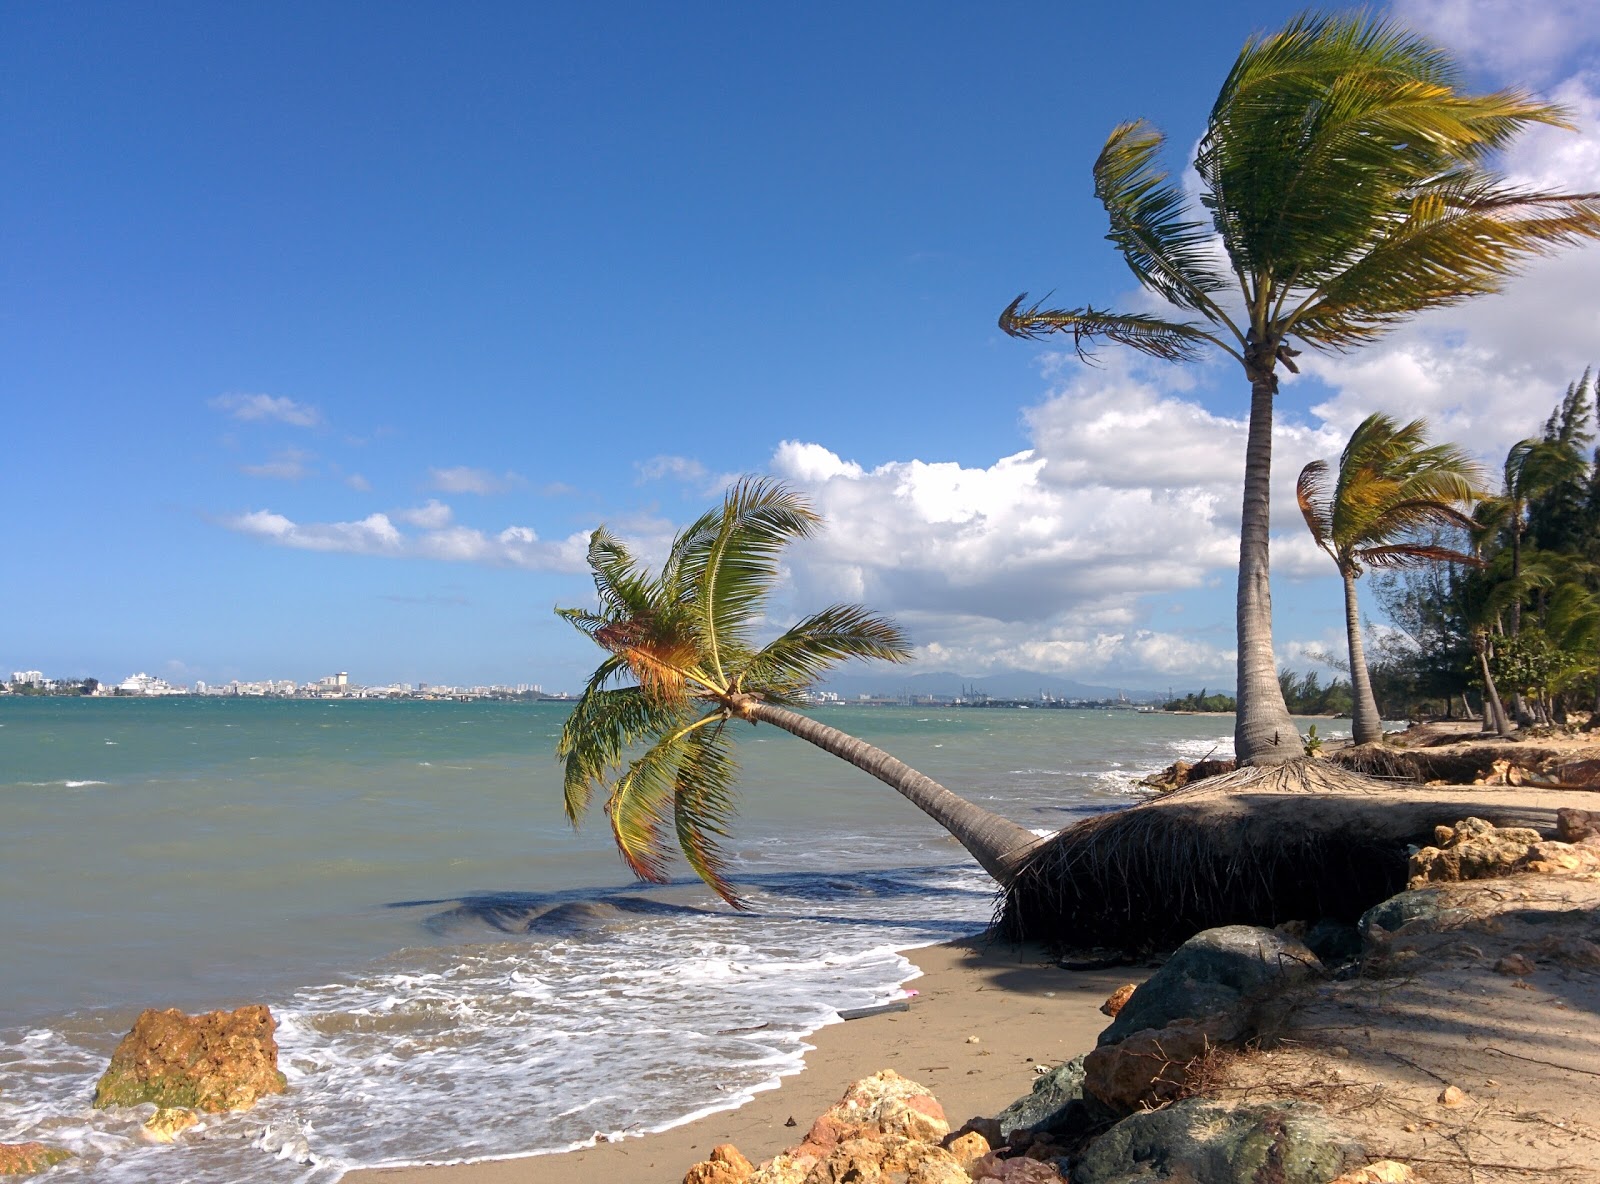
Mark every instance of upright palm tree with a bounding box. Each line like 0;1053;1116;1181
999;12;1600;767
1297;414;1483;744
555;478;1042;906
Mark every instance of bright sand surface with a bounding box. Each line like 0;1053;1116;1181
349;939;1134;1184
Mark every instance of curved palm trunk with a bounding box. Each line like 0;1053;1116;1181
1341;569;1384;745
1235;367;1302;766
1476;639;1513;736
748;702;1044;883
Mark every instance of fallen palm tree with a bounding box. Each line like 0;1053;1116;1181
999;758;1596;950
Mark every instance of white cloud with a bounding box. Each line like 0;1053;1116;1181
240;448;314;481
636;455;708;483
345;473;372;492
397;499;453;529
211;393;322;428
223;508;590;572
1390;0;1599;81
427;466;524;495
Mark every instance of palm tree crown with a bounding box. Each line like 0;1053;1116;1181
999;11;1600;765
1297;414;1483;742
556;478;1041;905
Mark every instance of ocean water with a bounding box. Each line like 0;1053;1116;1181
0;698;1295;1181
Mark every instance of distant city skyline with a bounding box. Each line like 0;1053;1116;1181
6;1;1597;691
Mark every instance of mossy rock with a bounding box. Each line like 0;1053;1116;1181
0;1143;73;1176
92;1005;287;1113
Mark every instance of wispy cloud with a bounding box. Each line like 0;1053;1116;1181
345;473;372;492
636;455;708;483
211;393;323;428
222;508;590;572
240;448;314;481
427;466;524;495
396;499;453;529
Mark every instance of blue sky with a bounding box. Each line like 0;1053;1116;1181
5;1;1599;692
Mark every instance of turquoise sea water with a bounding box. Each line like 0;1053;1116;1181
0;698;1279;1181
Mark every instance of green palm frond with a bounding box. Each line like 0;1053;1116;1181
998;296;1223;362
740;605;912;697
1095;121;1232;318
668;477;820;682
670;721;743;907
1296;459;1337;561
585;527;659;618
605;713;721;883
1352;542;1481;570
556;670;685;824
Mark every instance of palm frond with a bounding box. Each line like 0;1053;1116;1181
1095;121;1231;317
672;478;821;682
1296;460;1337;561
605;714;720;883
740;605;912;696
585;527;659;617
998;295;1222;362
1353;542;1483;570
556;672;684;824
671;721;744;907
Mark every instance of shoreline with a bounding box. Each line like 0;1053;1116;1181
348;937;1133;1184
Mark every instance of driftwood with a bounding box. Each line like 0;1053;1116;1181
999;758;1600;950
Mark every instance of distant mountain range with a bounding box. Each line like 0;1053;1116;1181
818;669;1174;701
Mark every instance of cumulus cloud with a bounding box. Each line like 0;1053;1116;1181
240;448;314;481
223;508;590;571
1391;0;1599;81
211;393;323;428
427;466;524;495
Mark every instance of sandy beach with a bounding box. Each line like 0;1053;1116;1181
349;939;1135;1184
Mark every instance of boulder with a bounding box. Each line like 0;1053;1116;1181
943;1130;991;1172
994;1056;1086;1137
141;1107;201;1143
800;1135;965;1184
1074;1098;1365;1184
1406;817;1544;887
1083;1020;1218;1114
971;1154;1069;1181
684;1143;755;1184
750;1154;810;1184
93;1004;287;1113
1556;806;1600;841
1302;920;1361;968
0;1144;72;1176
1099;927;1323;1047
1358;888;1451;947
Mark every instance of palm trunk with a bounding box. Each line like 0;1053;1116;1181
1342;568;1384;745
1477;641;1513;736
1235;365;1302;766
748;702;1043;883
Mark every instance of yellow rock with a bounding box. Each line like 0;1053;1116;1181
1330;1161;1415;1184
141;1108;200;1143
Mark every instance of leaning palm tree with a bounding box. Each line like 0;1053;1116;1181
999;12;1600;767
1297;414;1483;744
555;478;1042;906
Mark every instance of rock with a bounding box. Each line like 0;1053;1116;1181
966;1036;981;1044
994;1056;1086;1137
750;1154;811;1184
684;1144;755;1184
1523;840;1600;876
1083;1020;1217;1114
1099;984;1137;1018
801;1135;964;1184
1493;953;1535;977
1438;1085;1469;1107
796;1070;949;1158
943;1130;990;1171
1075;1098;1365;1184
1554;764;1600;791
0;1144;72;1176
141;1107;201;1143
971;1154;1068;1181
1359;889;1450;948
1099;926;1324;1048
93;1005;287;1113
1329;1162;1416;1184
1406;817;1546;887
959;1117;1003;1148
1303;919;1362;968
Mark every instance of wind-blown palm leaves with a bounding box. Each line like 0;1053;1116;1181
1000;12;1600;767
556;478;1042;906
1297;414;1484;744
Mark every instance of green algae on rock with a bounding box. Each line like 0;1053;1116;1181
0;1143;72;1176
93;1004;287;1113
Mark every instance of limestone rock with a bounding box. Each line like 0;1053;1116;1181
1329;1162;1415;1184
0;1144;72;1176
970;1153;1068;1181
1406;817;1544;887
685;1143;755;1184
93;1005;287;1113
1556;806;1600;840
1083;1020;1216;1114
1099;984;1136;1018
1099;926;1323;1048
141;1107;201;1143
1438;1085;1469;1107
796;1070;949;1161
1523;840;1600;876
750;1153;811;1184
1075;1098;1364;1184
801;1135;963;1184
943;1130;990;1171
994;1055;1086;1137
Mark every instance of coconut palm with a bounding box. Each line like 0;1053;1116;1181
1297;414;1483;744
999;12;1600;767
555;478;1042;906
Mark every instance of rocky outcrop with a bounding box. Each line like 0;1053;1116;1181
684;1144;754;1184
1075;1098;1365;1184
93;1004;287;1112
0;1144;72;1177
1406;816;1600;887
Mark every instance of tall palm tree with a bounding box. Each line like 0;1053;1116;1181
1297;414;1483;744
999;12;1600;767
555;478;1042;906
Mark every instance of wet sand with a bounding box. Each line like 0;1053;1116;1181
349;938;1133;1184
